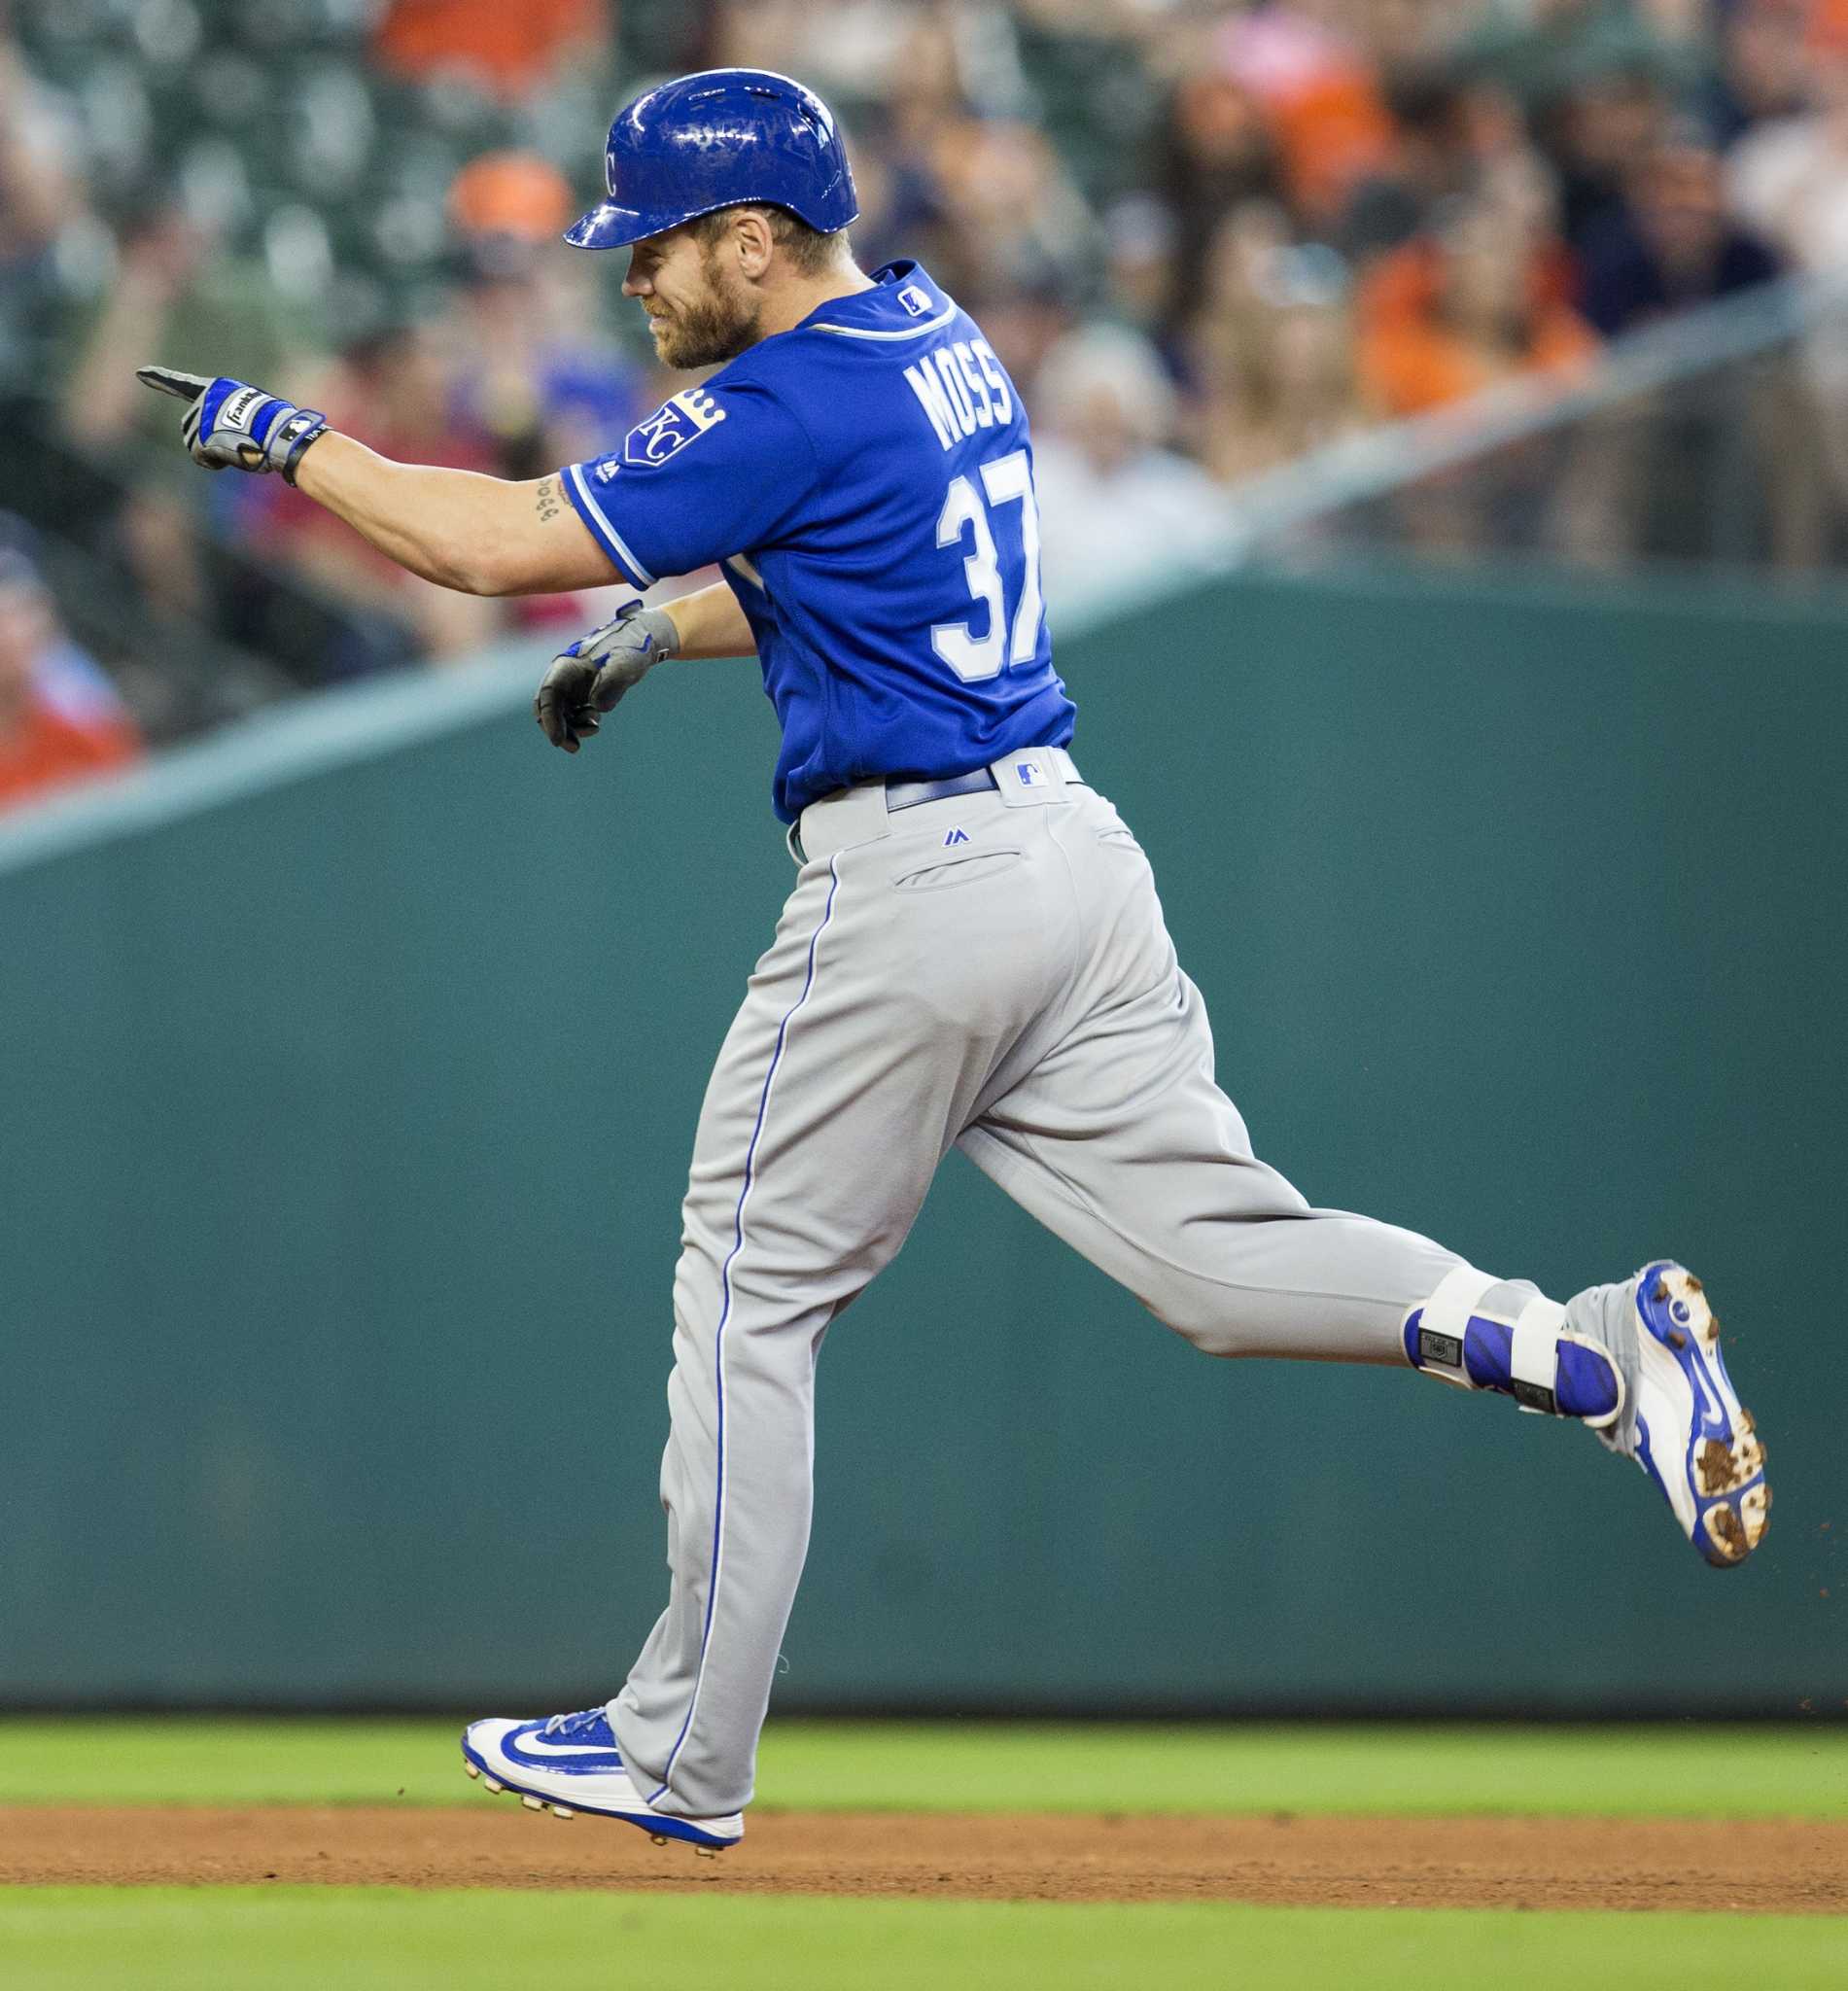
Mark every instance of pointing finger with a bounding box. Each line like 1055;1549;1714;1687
136;366;211;402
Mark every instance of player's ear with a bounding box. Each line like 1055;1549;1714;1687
733;207;775;279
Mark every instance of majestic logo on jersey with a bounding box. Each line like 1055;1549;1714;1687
624;386;727;468
897;283;933;317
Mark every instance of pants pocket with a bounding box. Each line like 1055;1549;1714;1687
892;849;1026;892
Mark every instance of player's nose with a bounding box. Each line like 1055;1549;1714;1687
621;255;651;298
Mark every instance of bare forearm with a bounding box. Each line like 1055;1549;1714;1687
293;436;619;596
661;581;757;659
293;434;523;594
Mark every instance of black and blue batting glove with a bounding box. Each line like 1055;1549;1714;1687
534;600;680;753
136;366;329;483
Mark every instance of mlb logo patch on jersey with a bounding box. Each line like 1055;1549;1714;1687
897;283;933;317
624;386;727;469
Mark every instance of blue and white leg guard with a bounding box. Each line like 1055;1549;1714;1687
1404;1266;1624;1429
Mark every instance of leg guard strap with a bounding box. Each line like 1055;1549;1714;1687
1407;1266;1498;1387
1509;1295;1566;1415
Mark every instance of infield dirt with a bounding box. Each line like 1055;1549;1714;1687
3;1808;1843;1911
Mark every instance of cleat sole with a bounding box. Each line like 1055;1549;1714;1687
1640;1266;1770;1568
1705;1502;1748;1561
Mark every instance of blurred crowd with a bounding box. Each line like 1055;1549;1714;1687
3;0;1846;814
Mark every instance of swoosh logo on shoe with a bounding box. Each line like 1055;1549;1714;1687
1685;1353;1727;1431
509;1733;622;1762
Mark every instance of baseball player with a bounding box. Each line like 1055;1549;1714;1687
141;69;1769;1855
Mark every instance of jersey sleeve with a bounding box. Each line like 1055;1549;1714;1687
559;375;820;587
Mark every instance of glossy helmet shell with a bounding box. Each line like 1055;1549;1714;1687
565;68;858;251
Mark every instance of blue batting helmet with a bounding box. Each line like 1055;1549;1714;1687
565;69;858;252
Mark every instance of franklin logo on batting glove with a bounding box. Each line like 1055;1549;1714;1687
136;367;329;484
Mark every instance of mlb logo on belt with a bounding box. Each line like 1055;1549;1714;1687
1015;759;1043;786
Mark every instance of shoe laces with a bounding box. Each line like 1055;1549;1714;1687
541;1708;607;1740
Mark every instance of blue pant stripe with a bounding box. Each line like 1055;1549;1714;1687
649;856;841;1802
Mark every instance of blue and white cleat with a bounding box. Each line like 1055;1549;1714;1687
1578;1262;1770;1568
462;1710;743;1852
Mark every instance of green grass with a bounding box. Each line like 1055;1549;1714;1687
3;1889;1844;1991
0;1718;1842;1816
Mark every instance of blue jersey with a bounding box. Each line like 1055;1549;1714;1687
560;261;1076;822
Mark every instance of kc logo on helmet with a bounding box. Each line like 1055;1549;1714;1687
624;386;727;468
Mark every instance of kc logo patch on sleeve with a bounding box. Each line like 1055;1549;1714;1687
624;386;728;468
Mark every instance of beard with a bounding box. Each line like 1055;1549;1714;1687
649;249;763;368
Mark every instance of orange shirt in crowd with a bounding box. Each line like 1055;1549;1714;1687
1357;242;1599;417
1267;71;1396;224
1221;11;1396;224
373;0;608;99
0;691;141;815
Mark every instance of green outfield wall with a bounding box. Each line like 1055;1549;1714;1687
2;560;1842;1713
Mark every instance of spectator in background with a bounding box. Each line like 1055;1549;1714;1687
1342;63;1566;265
1030;324;1235;618
1155;63;1286;333
1341;65;1484;262
0;21;84;402
60;195;304;457
1452;0;1692;245
928;116;1097;309
1357;189;1596;416
1706;0;1812;146
0;516;140;815
847;116;959;278
1727;0;1848;273
372;0;610;101
444;151;647;477
442;152;653;632
1099;193;1179;339
1726;0;1848;540
1579;132;1784;335
1546;62;1676;246
1190;246;1375;482
1555;132;1801;570
1220;0;1398;226
253;322;501;672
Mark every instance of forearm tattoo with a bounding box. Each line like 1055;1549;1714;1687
535;476;563;525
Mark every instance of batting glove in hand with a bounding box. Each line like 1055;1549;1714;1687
136;367;329;483
535;600;680;753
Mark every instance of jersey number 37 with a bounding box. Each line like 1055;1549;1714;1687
931;448;1045;683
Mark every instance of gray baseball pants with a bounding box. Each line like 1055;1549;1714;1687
609;753;1470;1817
